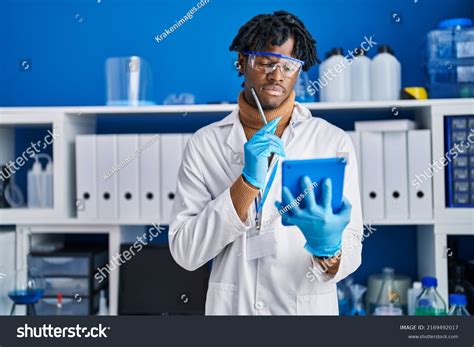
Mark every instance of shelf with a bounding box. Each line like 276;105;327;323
0;98;473;116
7;217;436;226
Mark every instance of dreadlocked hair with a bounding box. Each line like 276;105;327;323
229;10;320;76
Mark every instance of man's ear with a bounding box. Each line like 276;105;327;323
237;52;246;74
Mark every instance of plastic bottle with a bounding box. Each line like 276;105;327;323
27;157;43;208
319;48;351;102
98;289;109;315
350;48;371;101
374;267;403;315
448;294;471;316
448;263;474;313
407;281;423;316
371;45;401;100
295;71;314;103
27;154;53;208
43;160;54;208
415;277;447;316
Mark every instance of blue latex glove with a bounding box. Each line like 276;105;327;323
242;117;286;189
275;176;352;257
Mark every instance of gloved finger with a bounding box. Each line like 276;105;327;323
301;176;317;211
254;116;281;136
264;133;285;149
282;186;303;216
338;196;352;217
255;141;286;158
274;202;294;225
319;178;332;210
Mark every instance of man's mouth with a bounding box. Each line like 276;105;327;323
260;85;285;96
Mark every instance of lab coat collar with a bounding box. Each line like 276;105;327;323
220;102;312;157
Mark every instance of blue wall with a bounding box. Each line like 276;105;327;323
2;0;474;106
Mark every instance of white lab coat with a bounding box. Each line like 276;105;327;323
169;102;363;315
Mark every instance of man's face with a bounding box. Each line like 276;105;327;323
238;36;299;110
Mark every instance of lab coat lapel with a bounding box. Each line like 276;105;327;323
223;109;247;184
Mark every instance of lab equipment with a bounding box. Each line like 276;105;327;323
373;305;403;316
407;281;423;316
444;115;474;207
242;117;285;189
281;157;347;219
163;93;195;105
448;294;471;315
251;87;268;125
350;48;371;101
448;263;474;313
30;248;108;316
426;18;474;98
243;51;304;78
98;289;109;316
105;56;155;106
371;45;401;100
415;276;447;316
319;48;351;102
8;267;44;315
277;176;351;257
373;267;403;315
294;71;314;102
367;269;411;314
27;154;53;208
119;245;210;315
349;284;367;316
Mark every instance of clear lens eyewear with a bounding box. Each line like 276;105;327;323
243;51;304;78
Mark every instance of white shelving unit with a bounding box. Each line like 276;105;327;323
1;98;473;315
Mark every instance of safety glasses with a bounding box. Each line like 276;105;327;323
243;51;304;78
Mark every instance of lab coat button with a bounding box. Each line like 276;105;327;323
255;301;265;310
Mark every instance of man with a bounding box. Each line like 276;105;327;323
169;10;363;315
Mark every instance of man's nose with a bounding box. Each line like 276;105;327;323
267;64;284;82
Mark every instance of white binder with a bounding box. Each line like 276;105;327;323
360;132;385;221
117;135;140;219
96;135;118;220
139;134;161;220
161;134;184;224
383;131;409;219
347;131;361;184
76;135;97;219
407;130;433;219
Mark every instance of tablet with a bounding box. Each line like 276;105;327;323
281;157;347;226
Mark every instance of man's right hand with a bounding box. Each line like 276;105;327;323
242;116;286;189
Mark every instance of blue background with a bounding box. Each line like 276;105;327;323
2;0;474;106
2;0;474;292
